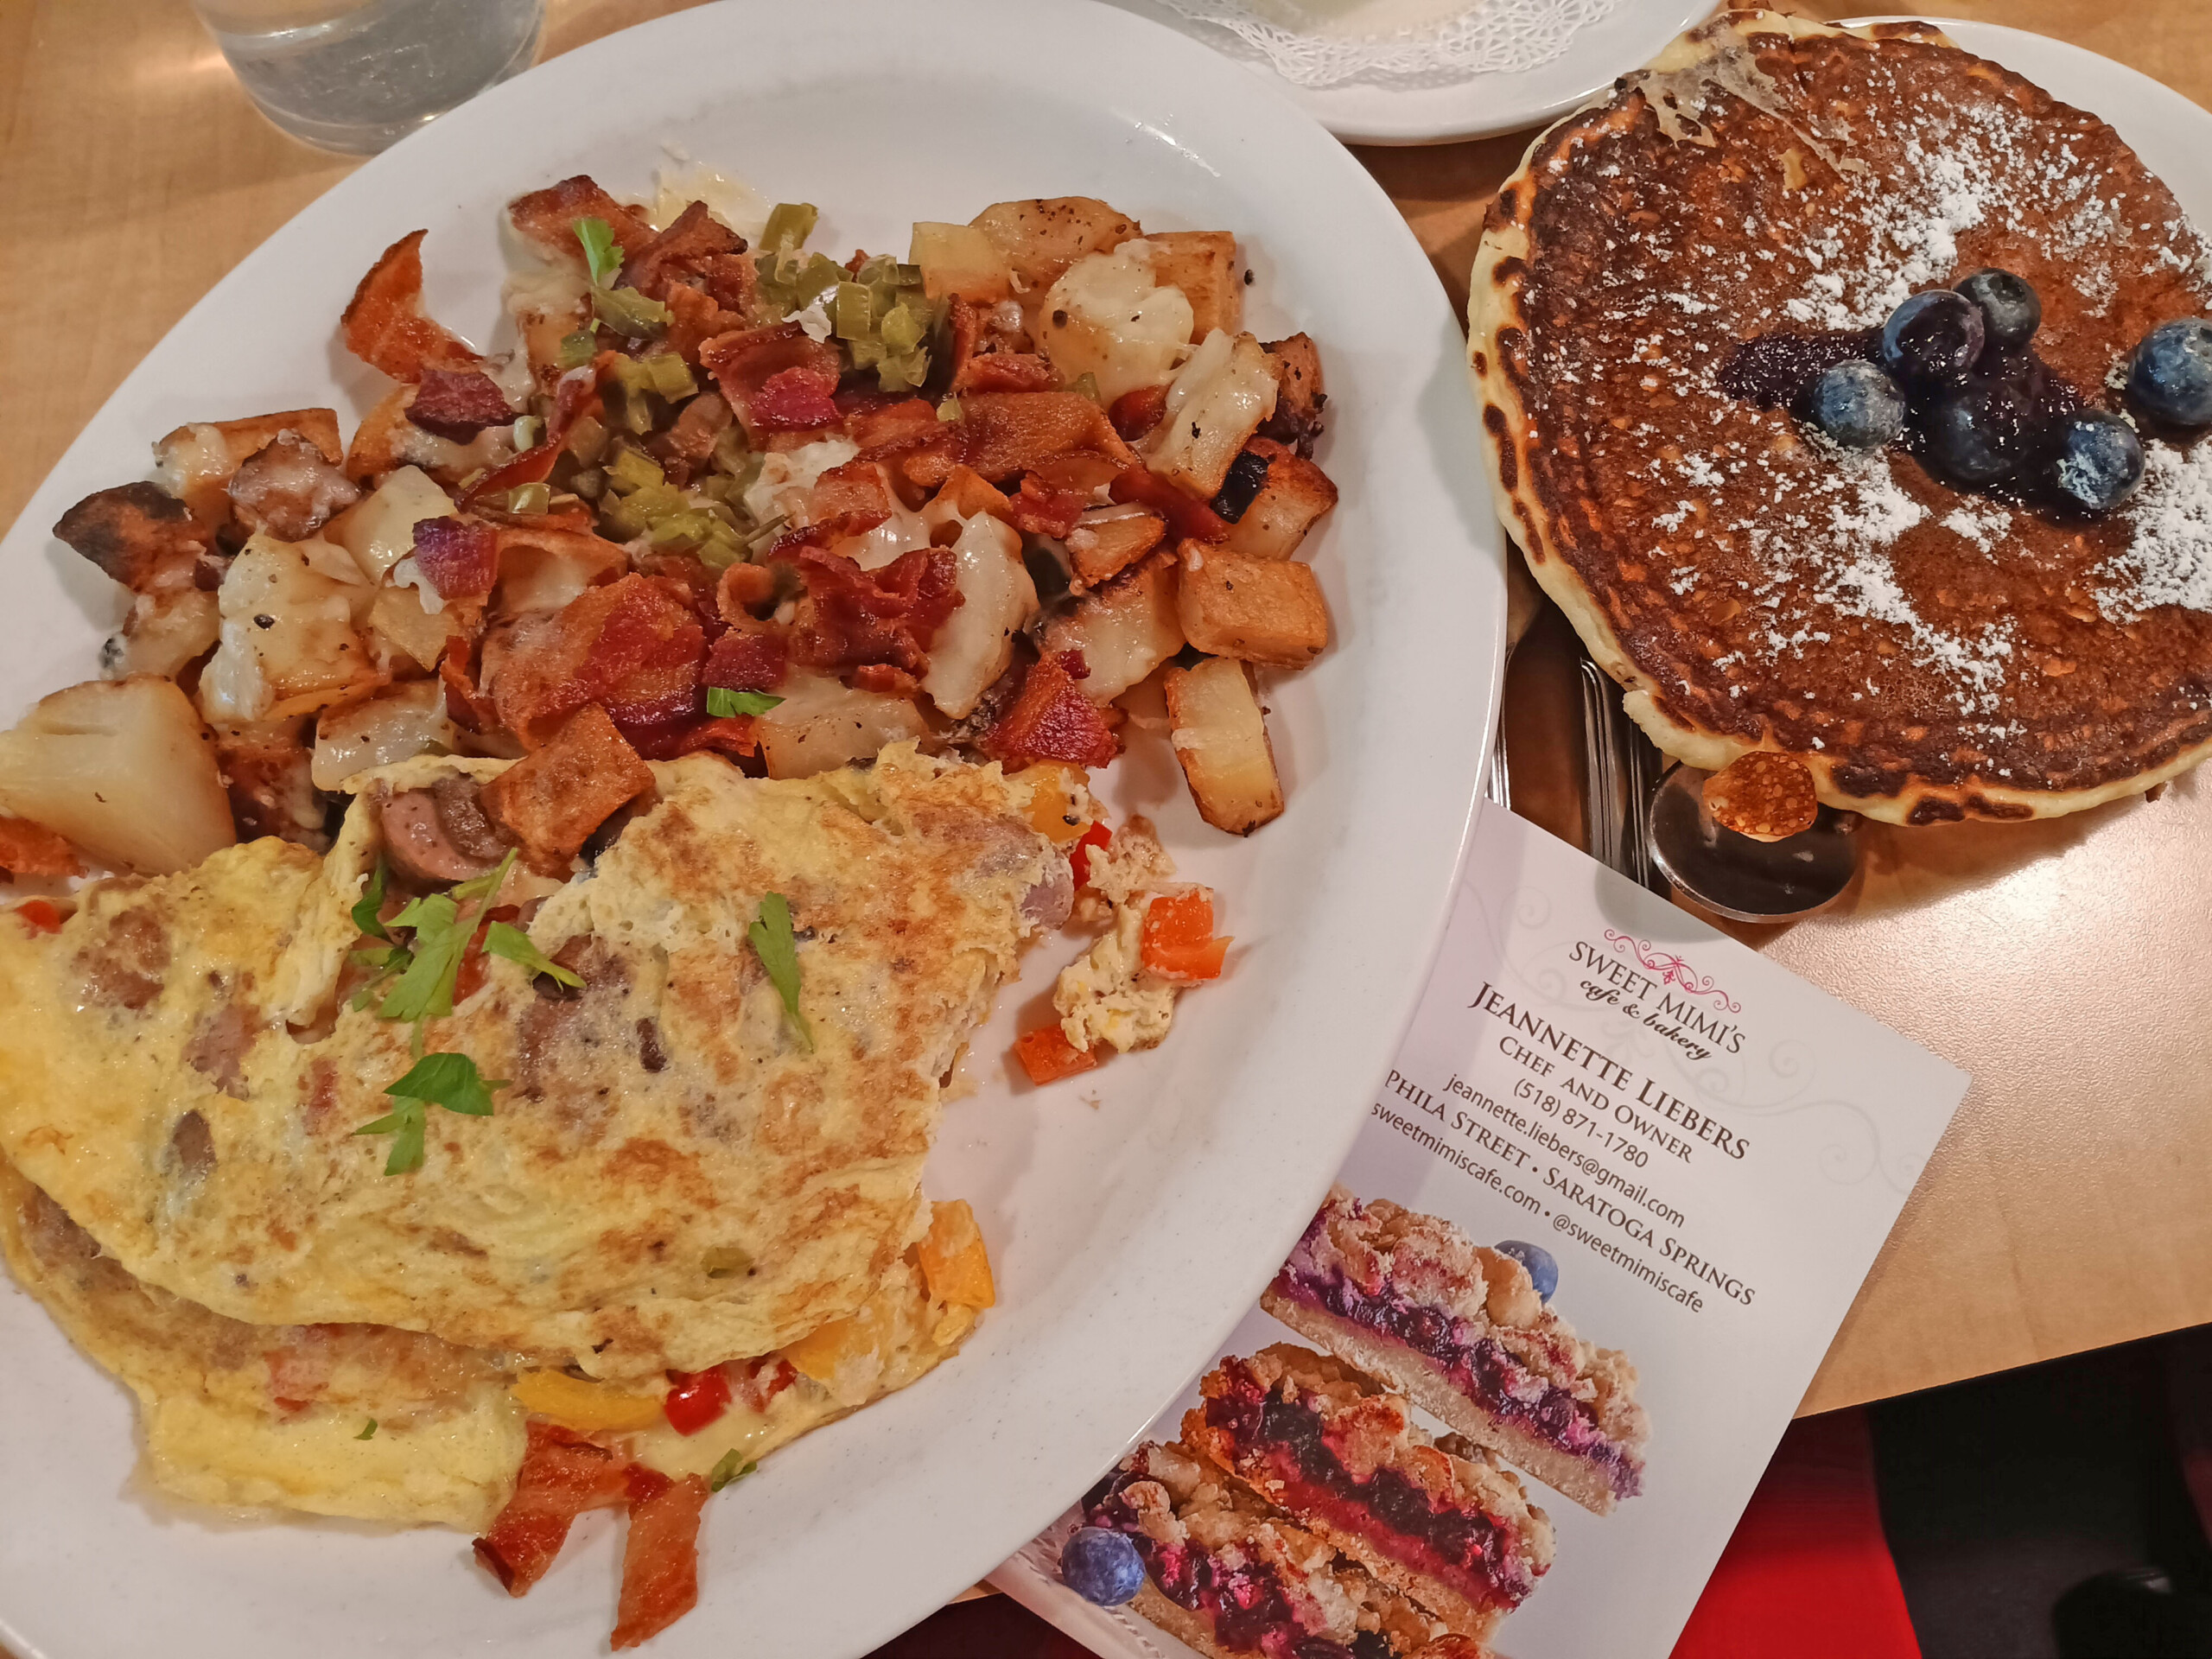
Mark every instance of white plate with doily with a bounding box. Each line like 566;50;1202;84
1096;0;1711;145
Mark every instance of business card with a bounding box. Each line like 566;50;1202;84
993;803;1967;1659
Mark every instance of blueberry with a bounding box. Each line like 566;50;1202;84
2045;410;2145;513
1879;290;1986;390
1922;378;2035;488
2127;319;2212;429
1955;269;2041;351
1807;359;1906;448
1493;1240;1558;1300
1061;1525;1144;1606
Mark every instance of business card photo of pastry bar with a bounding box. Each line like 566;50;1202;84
993;803;1969;1659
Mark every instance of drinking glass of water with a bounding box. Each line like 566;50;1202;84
190;0;545;155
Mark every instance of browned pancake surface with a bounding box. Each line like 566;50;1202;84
1481;14;2212;821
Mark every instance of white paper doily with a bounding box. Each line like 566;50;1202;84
1149;0;1632;89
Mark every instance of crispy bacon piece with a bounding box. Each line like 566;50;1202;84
406;369;516;441
1007;474;1087;539
809;459;893;519
701;251;760;320
438;636;496;734
481;702;655;873
506;175;655;264
956;391;1137;483
1111;465;1230;543
620;200;745;299
983;651;1119;769
667;716;760;760
662;282;740;365
474;1421;632;1597
752;365;841;433
410;518;500;601
341;230;483;383
54;482;220;594
702;628;787;692
459;367;598;511
227;430;362;540
697;324;846;442
611;1468;709;1650
486;573;707;747
787;540;960;675
849;397;940;456
0;817;80;879
1110;384;1170;442
954;353;1056;395
716;562;776;621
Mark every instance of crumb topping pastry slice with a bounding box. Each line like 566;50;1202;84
1082;1440;1488;1659
1263;1187;1647;1515
1183;1344;1554;1637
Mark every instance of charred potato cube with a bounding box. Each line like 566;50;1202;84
1258;334;1327;456
969;197;1139;294
1163;656;1282;836
910;221;1014;304
1175;543;1328;668
1146;231;1240;339
1039;550;1184;702
1066;505;1166;587
1221;438;1339;560
1148;331;1279;499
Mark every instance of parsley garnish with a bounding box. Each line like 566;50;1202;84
747;893;812;1052
706;688;785;720
353;857;391;941
575;216;623;288
484;921;582;987
375;893;473;1024
357;1419;378;1440
708;1450;757;1493
353;1052;507;1175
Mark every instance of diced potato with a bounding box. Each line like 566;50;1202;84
200;534;380;724
756;672;930;779
1146;231;1240;338
212;717;326;847
322;465;457;582
1221;439;1339;560
492;525;630;617
1147;330;1279;499
99;589;221;681
1066;505;1166;587
909;221;1014;304
343;385;510;487
311;680;456;791
1176;543;1329;667
921;515;1037;720
969;197;1139;295
1163;656;1283;836
1039;551;1183;702
155;409;343;525
0;676;235;873
1035;242;1194;404
368;585;463;674
1260;333;1327;454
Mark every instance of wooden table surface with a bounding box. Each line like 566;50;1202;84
3;0;2210;1450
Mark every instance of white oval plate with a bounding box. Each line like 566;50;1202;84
0;3;1503;1656
1096;0;1711;145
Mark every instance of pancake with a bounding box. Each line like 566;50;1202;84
0;744;1063;1382
1471;12;2212;823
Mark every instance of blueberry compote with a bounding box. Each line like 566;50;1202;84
1082;1470;1395;1659
1270;1265;1642;1502
1203;1361;1532;1608
1715;268;2155;516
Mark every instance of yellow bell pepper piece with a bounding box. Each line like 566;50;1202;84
783;1314;874;1386
1023;763;1093;846
510;1370;664;1433
918;1198;996;1310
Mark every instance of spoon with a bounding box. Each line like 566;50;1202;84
1645;762;1861;923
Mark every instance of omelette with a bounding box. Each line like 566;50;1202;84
0;741;1065;1529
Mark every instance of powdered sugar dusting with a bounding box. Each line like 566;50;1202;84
2098;441;2212;618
